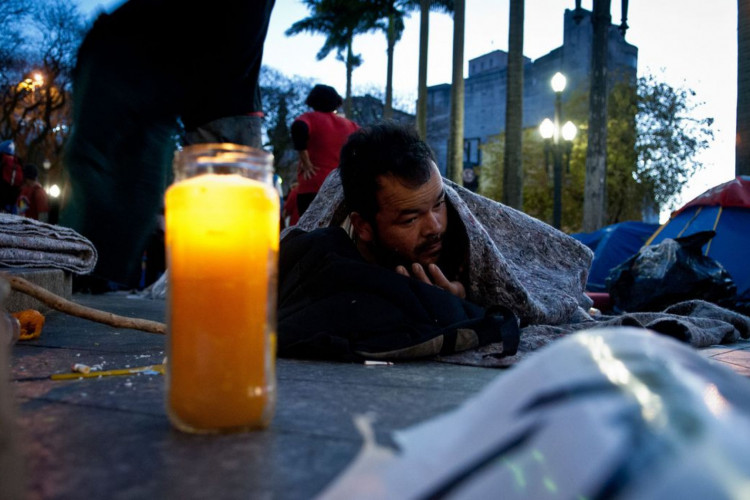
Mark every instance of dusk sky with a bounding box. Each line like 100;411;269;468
76;0;738;216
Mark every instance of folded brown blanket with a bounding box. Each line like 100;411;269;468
0;214;97;274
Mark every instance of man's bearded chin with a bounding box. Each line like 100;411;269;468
414;234;443;261
368;233;444;270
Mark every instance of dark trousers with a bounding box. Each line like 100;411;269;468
60;0;275;286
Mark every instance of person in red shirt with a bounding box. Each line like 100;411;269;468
291;85;359;217
0;140;23;213
16;164;49;222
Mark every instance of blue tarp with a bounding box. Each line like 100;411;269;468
647;206;750;296
572;221;659;292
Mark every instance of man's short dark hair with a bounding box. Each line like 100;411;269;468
339;121;437;223
305;84;343;112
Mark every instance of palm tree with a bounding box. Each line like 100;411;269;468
582;0;611;231
447;0;465;184
370;0;454;123
502;0;524;209
416;0;430;138
366;0;453;122
738;0;750;175
378;0;404;120
415;0;453;138
286;0;379;117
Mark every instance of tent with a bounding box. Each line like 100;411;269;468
572;221;659;292
646;176;750;296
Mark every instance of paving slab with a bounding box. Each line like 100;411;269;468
696;339;750;376
7;292;503;499
6;292;750;499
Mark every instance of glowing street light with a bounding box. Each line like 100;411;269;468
16;71;45;93
551;72;567;93
539;71;577;229
562;121;578;142
539;118;555;141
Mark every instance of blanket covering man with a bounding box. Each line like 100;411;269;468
285;170;594;327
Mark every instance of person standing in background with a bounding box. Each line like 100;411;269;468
61;0;276;288
291;85;359;217
16;164;49;222
0;140;23;214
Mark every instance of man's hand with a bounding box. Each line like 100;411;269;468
396;263;466;299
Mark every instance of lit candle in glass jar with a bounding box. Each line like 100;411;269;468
165;144;278;433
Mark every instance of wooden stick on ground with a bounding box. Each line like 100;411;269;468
0;272;166;335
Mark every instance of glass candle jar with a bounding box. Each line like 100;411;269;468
165;143;278;433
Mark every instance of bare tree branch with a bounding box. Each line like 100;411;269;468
0;272;166;335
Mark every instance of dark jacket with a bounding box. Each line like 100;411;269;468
278;227;519;361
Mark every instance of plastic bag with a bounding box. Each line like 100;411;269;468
606;231;737;312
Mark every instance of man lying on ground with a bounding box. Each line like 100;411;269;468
277;122;594;360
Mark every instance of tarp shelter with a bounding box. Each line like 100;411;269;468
572;221;659;292
646;176;750;296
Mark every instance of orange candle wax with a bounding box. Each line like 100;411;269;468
165;173;279;433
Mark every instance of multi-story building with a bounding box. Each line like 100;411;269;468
426;7;638;175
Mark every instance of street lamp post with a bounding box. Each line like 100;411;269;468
540;72;577;229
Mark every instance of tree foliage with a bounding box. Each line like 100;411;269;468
285;0;381;117
286;0;453;122
635;74;714;209
0;0;30;73
0;0;86;176
480;73;714;233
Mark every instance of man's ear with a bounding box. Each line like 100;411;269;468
350;212;374;243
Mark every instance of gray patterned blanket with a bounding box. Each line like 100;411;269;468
441;299;750;367
0;214;97;274
291;170;594;327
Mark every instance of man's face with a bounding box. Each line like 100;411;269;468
356;162;448;268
